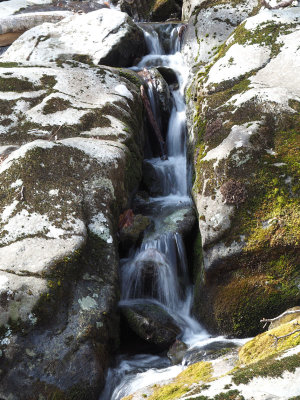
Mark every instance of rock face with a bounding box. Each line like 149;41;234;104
120;302;181;349
1;9;146;67
117;0;182;22
185;2;300;337
0;58;145;397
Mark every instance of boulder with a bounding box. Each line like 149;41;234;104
187;6;300;336
0;61;145;398
167;339;188;365
148;68;173;135
118;0;182;22
1;9;146;67
0;11;73;46
184;341;238;365
162;206;196;238
119;211;151;250
120;302;181;349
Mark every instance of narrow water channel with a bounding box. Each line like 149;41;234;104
99;24;245;400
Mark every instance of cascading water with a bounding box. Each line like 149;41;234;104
99;24;244;400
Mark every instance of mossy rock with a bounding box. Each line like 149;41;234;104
190;10;300;337
148;360;213;400
239;319;300;365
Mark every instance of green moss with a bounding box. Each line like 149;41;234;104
187;390;245;400
149;362;213;400
0;62;20;68
239;320;300;365
118;68;143;88
233;353;300;385
0;99;16;115
0;76;39;92
43;97;72;114
40;74;57;88
210;253;300;337
79;109;112;129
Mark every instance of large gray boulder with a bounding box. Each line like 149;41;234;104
0;11;73;47
0;61;145;398
1;8;146;67
185;3;300;336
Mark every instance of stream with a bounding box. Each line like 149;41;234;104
99;23;246;400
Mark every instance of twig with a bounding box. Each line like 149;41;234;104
261;310;300;328
19;186;25;201
49;123;64;141
269;323;300;347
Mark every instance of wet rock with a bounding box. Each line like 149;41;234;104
167;339;188;365
118;0;182;22
142;160;163;195
157;66;179;86
138;67;172;138
148;68;173;135
184;341;238;365
1;9;146;67
119;212;151;250
120;302;181;349
163;207;196;238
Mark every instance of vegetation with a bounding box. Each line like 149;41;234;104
148;362;213;400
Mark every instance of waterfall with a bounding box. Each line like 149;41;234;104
99;24;208;400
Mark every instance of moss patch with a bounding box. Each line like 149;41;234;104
42;97;72;114
187;390;245;400
148;362;213;400
233;353;300;385
0;76;39;92
239;320;300;365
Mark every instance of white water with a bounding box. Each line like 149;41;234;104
99;24;239;400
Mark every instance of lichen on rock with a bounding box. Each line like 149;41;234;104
185;4;300;336
0;48;145;397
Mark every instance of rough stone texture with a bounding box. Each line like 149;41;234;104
0;11;73;35
1;8;146;67
118;0;182;22
1;0;52;18
120;302;181;349
0;61;145;398
119;213;151;250
181;0;260;70
185;3;300;336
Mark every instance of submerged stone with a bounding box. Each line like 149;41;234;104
120;302;181;349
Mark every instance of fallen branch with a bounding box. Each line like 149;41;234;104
261;309;300;328
261;0;294;9
49;123;64;141
19;186;25;201
269;323;300;347
140;85;167;159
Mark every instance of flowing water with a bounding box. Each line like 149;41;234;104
99;24;244;400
